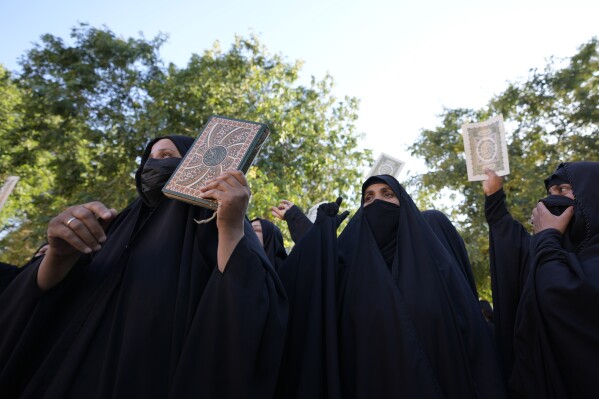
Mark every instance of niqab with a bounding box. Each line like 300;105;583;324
0;135;287;398
510;161;599;398
336;175;505;398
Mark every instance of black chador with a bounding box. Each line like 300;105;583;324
277;175;505;399
0;136;287;398
488;162;599;398
422;209;478;298
252;217;288;270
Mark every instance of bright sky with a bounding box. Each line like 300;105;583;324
1;0;597;177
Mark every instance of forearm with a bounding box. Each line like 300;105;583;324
37;250;81;292
485;188;511;226
217;225;244;273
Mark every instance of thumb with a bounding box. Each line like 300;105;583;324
561;206;575;219
335;196;343;206
99;208;118;230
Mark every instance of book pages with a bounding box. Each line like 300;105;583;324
366;153;405;179
461;115;510;181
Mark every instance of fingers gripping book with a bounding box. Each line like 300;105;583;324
163;116;270;210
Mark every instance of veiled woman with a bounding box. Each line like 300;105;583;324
277;175;505;399
0;135;287;398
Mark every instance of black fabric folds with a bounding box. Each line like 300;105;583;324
485;187;531;389
0;135;288;398
337;175;505;398
277;174;505;399
0;261;21;295
276;213;341;399
507;161;599;399
422;209;478;298
283;205;314;243
252;218;288;270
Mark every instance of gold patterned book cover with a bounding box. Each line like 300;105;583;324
163;115;270;210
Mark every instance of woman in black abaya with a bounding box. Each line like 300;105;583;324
485;162;599;398
336;175;505;398
277;175;505;399
0;135;287;399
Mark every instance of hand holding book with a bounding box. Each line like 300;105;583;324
199;170;251;272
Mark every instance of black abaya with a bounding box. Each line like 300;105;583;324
504;162;599;399
252;218;288;270
421;209;479;298
0;135;288;398
337;175;505;398
277;175;505;399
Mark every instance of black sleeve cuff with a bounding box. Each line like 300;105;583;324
485;188;509;225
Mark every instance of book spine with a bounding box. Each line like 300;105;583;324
238;125;270;173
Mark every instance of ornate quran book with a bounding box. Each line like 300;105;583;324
163;116;270;210
461;115;510;181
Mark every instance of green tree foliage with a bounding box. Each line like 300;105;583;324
141;35;370;219
0;65;24;227
0;24;370;265
408;38;599;300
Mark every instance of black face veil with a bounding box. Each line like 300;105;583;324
0;134;287;398
335;174;505;398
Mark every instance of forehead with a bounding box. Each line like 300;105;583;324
151;139;177;153
364;183;393;192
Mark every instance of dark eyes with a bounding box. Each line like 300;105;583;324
549;185;573;194
158;151;175;159
559;185;572;193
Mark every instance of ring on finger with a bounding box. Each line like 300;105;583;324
66;217;78;227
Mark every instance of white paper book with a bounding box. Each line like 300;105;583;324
461;115;510;181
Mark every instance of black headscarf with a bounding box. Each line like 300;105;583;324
251;218;288;270
135;135;195;208
0;135;287;398
543;164;570;192
335;174;505;398
510;161;599;398
421;209;478;298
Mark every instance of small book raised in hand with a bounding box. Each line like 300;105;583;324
163;115;270;210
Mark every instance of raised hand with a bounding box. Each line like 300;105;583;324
46;201;117;257
531;201;574;234
482;168;504;196
271;200;294;221
39;201;117;291
315;197;343;225
199;171;251;271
